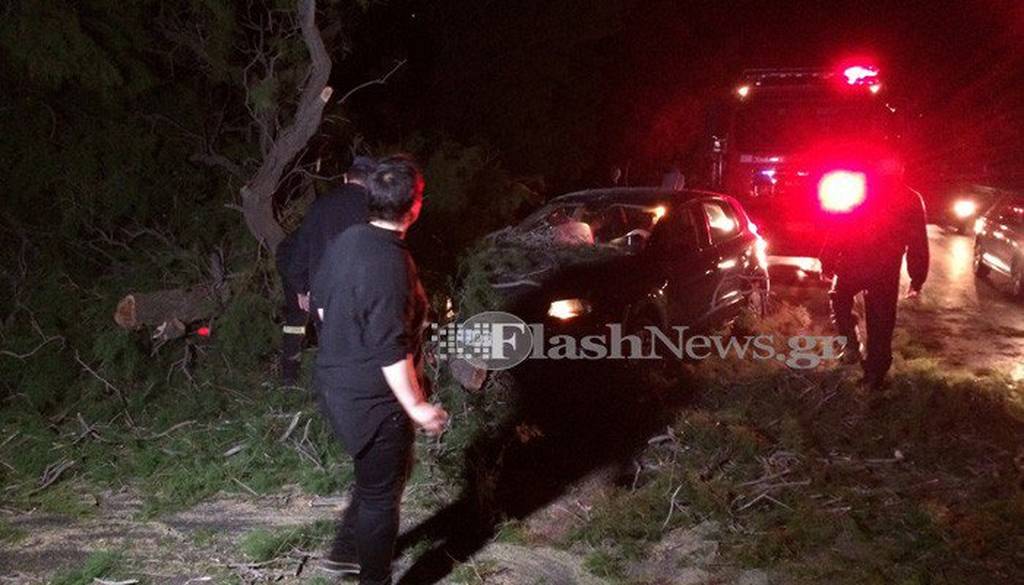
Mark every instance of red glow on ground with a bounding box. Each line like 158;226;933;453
196;326;211;337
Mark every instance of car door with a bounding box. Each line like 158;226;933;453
645;201;717;329
697;198;752;325
1001;200;1024;274
987;200;1021;275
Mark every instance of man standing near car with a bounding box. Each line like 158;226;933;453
286;156;376;313
275;157;374;384
820;153;930;390
312;155;448;584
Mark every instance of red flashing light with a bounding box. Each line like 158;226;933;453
196;326;211;337
843;65;879;86
818;171;867;213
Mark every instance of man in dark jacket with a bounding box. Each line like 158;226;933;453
820;158;930;389
286;156;375;312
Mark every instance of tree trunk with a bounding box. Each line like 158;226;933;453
241;0;333;254
114;286;216;340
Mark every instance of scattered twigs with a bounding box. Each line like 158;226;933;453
232;477;260;497
0;431;20;451
72;413;112;445
93;579;139;585
73;350;135;427
736;491;792;512
662;483;685;529
144;420;196;441
279;411;302;443
28;458;76;495
223;443;248;457
0;308;66;360
738;468;793;488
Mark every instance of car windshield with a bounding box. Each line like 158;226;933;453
520;201;666;245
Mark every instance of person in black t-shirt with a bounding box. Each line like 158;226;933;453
312;156;448;585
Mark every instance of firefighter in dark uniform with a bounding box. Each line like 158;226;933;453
276;230;307;385
820;156;930;389
276;156;376;385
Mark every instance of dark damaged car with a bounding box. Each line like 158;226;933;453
491;188;770;336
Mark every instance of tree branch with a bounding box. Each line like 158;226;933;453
239;0;333;253
337;59;407;104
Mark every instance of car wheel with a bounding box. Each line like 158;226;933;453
746;277;770;318
973;244;990;278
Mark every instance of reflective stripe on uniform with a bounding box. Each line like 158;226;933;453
282;325;306;335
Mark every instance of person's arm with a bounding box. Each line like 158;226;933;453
905;190;930;293
368;258;447;434
382;356;446;433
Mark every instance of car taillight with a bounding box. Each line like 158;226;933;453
818;170;867;213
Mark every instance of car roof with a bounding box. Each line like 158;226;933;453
547;187;730;206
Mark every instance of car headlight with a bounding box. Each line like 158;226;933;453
953;199;978;219
548;298;591;321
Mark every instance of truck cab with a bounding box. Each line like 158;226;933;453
709;64;906;270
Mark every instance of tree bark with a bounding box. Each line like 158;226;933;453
240;0;333;254
114;286;216;340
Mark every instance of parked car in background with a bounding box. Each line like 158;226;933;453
974;193;1024;298
506;188;770;333
924;183;1002;234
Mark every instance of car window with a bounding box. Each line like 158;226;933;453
579;204;663;244
701;200;740;243
652;204;701;252
520;204;581;231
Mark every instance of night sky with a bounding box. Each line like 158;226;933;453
345;0;1024;191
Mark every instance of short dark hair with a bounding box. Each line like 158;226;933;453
367;155;424;222
346;156;377;184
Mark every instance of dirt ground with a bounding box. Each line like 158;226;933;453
1;474;771;585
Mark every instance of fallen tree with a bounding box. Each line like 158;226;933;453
113;287;216;341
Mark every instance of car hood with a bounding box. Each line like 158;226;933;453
496;248;649;320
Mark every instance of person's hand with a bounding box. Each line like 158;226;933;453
297;293;310;312
408;402;448;435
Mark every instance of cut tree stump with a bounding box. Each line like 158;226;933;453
114;286;216;340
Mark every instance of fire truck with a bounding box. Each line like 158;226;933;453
706;62;906;270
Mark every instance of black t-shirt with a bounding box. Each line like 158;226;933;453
312;224;428;455
285;184;369;293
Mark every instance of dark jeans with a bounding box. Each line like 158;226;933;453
829;272;900;381
280;285;307;382
327;412;415;585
